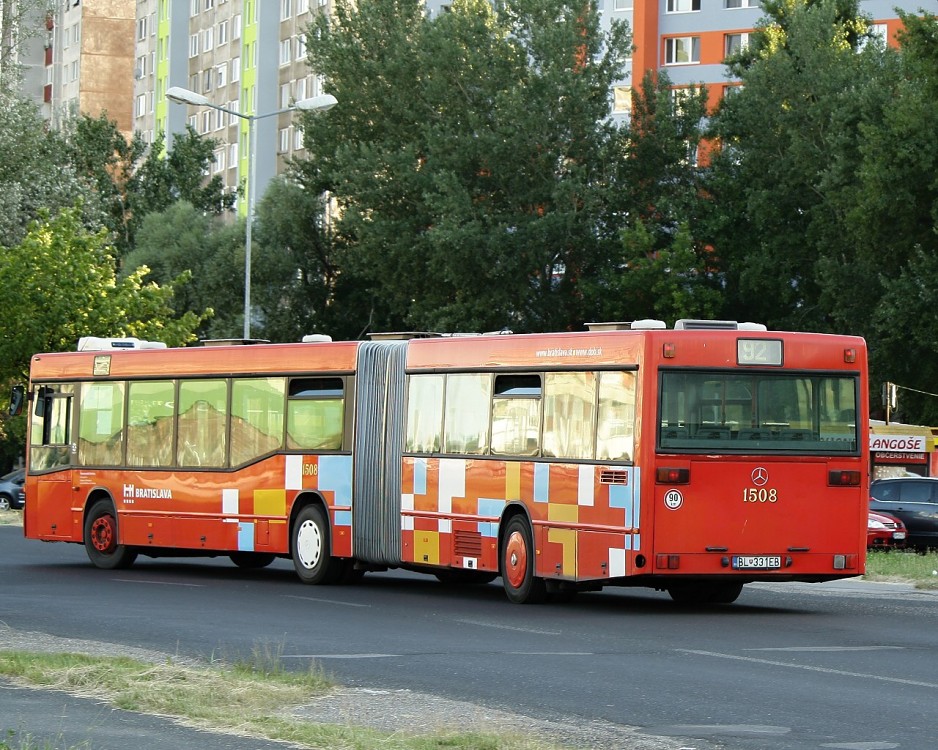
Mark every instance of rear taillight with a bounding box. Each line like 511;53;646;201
656;467;690;484
829;470;861;486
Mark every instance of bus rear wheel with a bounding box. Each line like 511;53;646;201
291;505;343;585
501;516;546;604
83;501;137;570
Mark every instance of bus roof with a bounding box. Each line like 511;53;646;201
29;340;360;380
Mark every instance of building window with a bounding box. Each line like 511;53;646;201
233;14;241;39
612;85;632;114
279;38;292;66
137;16;148;40
213;148;225;173
281;0;292;19
205;0;215;8
188;115;198;130
294;128;304;150
613;0;633;9
665;36;700;65
216;108;227;129
190;0;199;15
279;127;290;153
296;34;307;60
202;27;214;52
298;0;310;12
201;111;212;134
135;93;147;118
189;33;199;57
667;0;700;12
203;69;213;92
280;83;291;108
295;77;307;100
229;142;238;166
725;0;760;7
218;20;228;45
216;63;227;87
724;32;750;57
231;57;240;82
135;54;147;79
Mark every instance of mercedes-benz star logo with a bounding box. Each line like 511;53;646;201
751;467;769;486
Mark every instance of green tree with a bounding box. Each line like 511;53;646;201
125;201;245;339
251;179;359;342
863;12;938;424
62;116;237;258
704;0;880;331
585;71;719;325
0;208;207;383
0;91;88;248
298;0;632;334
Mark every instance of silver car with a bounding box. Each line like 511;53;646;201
0;468;25;511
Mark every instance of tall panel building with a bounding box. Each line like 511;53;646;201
12;0;136;136
134;0;327;213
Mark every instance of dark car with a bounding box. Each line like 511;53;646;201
867;510;907;550
0;468;25;511
870;477;938;550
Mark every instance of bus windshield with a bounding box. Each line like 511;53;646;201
659;370;858;454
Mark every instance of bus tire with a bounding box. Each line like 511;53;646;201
501;516;547;604
229;552;276;569
291;505;343;585
83;501;137;570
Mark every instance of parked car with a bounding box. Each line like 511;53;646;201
870;476;938;550
867;510;907;550
0;468;25;511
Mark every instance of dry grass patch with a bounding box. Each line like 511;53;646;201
0;511;22;527
0;651;562;750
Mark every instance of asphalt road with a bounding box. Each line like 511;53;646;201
2;524;937;750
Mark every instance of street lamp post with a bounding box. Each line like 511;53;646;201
166;86;337;339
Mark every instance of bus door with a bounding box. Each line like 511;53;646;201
26;383;77;540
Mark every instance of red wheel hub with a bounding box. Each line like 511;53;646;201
90;515;117;554
504;530;528;589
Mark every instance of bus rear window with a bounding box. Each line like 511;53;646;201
659;371;858;454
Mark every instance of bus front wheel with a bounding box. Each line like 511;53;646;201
83;501;137;570
501;516;547;604
291;505;343;585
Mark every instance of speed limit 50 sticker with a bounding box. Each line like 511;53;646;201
663;488;684;510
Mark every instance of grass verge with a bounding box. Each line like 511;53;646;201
0;511;22;527
0;650;558;750
863;549;938;589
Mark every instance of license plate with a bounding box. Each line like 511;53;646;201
732;555;781;570
893;532;906;540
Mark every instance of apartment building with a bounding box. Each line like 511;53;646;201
132;0;326;211
14;0;925;212
20;0;136;136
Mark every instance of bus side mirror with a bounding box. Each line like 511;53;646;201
9;385;24;417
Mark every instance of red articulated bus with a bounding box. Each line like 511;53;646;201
18;320;869;604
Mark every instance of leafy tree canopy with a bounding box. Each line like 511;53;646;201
0;208;207;383
298;0;634;334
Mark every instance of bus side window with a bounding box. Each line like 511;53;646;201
127;380;175;467
543;372;595;460
29;384;74;471
286;377;345;451
444;374;491;455
597;371;635;462
177;380;228;467
231;378;286;465
78;382;124;467
491;374;541;457
405;375;443;453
